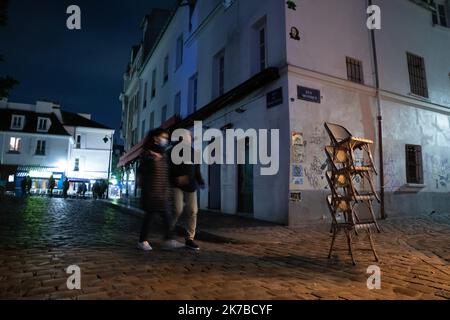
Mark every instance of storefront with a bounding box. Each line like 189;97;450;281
14;165;64;196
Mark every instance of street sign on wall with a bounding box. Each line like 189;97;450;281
297;86;321;103
267;87;283;108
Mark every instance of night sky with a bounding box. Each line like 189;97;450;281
0;0;177;142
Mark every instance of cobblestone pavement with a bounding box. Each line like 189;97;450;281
0;197;448;300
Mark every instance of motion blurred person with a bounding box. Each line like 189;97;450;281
137;128;184;251
170;131;205;251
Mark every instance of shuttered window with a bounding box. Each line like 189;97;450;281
406;145;424;184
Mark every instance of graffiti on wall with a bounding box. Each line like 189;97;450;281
304;155;328;190
427;155;450;189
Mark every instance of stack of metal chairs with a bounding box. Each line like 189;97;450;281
324;122;381;265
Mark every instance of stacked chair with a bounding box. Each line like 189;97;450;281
324;122;381;265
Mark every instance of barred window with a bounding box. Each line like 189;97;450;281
346;57;364;84
407;53;429;98
405;145;424;184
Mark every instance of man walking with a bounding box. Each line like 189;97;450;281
170;132;205;251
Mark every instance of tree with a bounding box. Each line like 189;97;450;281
0;0;19;97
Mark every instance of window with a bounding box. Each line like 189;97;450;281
8;175;14;183
9;137;21;153
151;69;157;98
163;55;169;83
188;73;198;114
174;92;181;117
433;3;448;26
150;112;155;130
346;57;364;84
438;4;448;27
11;115;24;130
37;118;49;132
161;105;168;123
143;82;148;108
35;140;46;155
141;120;146;140
259;27;266;71
74;158;80;172
176;34;184;70
406;145;424;184
213;50;225;98
407;52;429;98
76;135;81;148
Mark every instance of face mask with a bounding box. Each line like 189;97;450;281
159;138;169;147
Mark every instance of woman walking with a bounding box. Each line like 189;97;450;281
137;128;184;251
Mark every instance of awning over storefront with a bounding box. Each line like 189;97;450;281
15;166;63;179
118;67;280;168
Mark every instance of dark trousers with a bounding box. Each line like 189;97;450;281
139;209;174;243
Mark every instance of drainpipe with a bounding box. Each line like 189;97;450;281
368;0;386;219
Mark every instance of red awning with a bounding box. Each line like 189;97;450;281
117;139;145;167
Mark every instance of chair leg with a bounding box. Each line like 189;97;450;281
363;171;380;203
367;201;381;233
346;229;356;265
367;227;380;262
328;228;337;259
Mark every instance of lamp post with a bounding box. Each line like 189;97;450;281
103;134;113;199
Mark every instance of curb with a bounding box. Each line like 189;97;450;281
104;200;241;244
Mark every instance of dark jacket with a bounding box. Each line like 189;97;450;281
170;147;205;193
138;151;172;212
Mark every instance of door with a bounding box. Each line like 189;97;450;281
238;139;254;215
208;164;221;210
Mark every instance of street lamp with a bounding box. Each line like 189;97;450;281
103;134;113;199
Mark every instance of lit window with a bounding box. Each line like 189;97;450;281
8;175;14;183
9;137;21;152
11;115;24;130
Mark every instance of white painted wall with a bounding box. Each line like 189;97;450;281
67;127;114;180
0;132;71;169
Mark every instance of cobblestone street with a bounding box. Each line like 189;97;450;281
0;197;449;300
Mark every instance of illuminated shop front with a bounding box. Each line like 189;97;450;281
15;165;65;196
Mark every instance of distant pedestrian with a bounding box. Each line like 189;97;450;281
21;177;27;197
92;181;100;200
81;182;87;199
26;176;32;196
137;128;184;251
63;178;70;199
48;175;56;197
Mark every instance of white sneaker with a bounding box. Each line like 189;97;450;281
137;241;153;251
161;239;185;250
